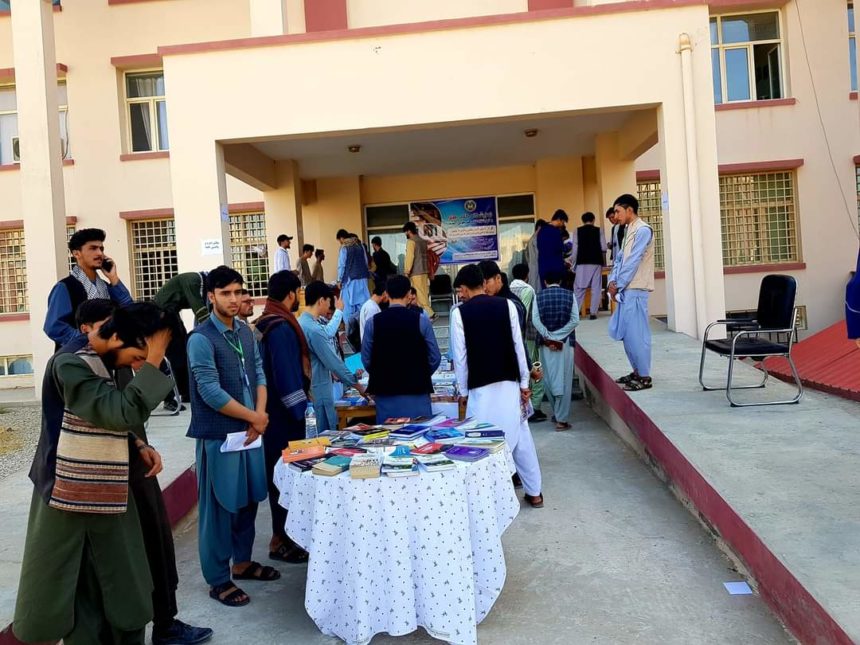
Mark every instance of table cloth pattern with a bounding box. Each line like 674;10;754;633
273;450;518;645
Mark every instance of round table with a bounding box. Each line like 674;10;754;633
273;450;519;645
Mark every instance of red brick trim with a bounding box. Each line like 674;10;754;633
0;63;68;82
719;159;803;174
853;155;860;165
0;220;23;230
304;0;347;32
119;151;170;161
528;0;571;9
62;159;74;166
715;98;796;111
0;164;19;173
655;270;666;279
574;345;853;645
636;169;661;182
66;216;77;225
850;91;858;101
0;313;30;322
110;53;163;69
159;0;707;57
228;201;265;213
723;262;806;275
119;207;174;220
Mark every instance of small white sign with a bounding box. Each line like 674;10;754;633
220;204;229;223
661;191;669;212
201;238;223;256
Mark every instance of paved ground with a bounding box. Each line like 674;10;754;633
167;400;791;644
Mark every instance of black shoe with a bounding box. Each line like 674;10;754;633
163;400;186;413
153;620;213;645
589;314;597;320
511;473;523;489
528;410;547;423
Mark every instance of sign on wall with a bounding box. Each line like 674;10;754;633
408;196;499;265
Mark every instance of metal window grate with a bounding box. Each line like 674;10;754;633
67;224;76;274
130;218;178;300
0;228;28;313
229;212;269;297
855;165;860;231
636;181;666;269
720;171;799;266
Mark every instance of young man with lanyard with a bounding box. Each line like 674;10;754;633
607;194;656;391
15;303;174;645
187;266;278;608
44;228;134;349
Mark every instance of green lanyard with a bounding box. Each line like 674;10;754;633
223;332;251;391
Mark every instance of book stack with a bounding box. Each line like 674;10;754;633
411;442;445;455
357;429;390;444
415;453;456;472
289;456;327;472
311;455;352;477
288;436;331;449
463;425;505;439
457;439;506;454
382;446;418;477
282;445;326;463
424;427;465;445
389;424;429;443
349;453;382;479
444;445;490;462
329;446;368;457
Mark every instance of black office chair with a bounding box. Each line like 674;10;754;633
698;274;803;407
430;273;455;308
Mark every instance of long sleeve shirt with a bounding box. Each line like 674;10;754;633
337;246;347;283
404;238;416;275
608;225;654;292
261;323;307;423
299;312;356;401
153;272;208;322
187;317;266;411
274;246;291;273
450;299;529;397
537;225;566;282
532;286;580;343
44;279;133;347
569;226;607;270
361;304;442;376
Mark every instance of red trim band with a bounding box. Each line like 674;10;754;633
528;0;572;9
0;63;68;82
0;220;23;230
110;53;163;69
0;313;30;322
228;201;265;213
723;262;806;275
304;0;348;32
850;91;858;101
719;159;803;174
715;98;796;111
853;154;860;165
119;207;174;220
119;151;170;161
636;169;661;182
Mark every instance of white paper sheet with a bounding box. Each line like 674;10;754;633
220;431;262;453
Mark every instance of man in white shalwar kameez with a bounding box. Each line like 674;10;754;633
450;264;544;508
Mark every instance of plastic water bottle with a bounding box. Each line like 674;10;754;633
305;406;317;439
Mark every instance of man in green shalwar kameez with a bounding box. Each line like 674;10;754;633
14;303;174;645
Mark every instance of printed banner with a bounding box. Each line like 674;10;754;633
408;197;499;264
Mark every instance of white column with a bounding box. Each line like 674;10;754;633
264;160;304;270
250;0;288;36
11;0;67;397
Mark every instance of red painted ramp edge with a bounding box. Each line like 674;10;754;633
576;346;852;645
1;465;198;644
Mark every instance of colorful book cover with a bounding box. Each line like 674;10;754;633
329;447;368;457
383;417;411;425
282;445;326;463
287;436;331;449
444;445;489;461
411;442;445;455
464;429;505;439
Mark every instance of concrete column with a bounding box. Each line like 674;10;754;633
535;156;584;221
250;0;288;36
595;131;636;215
170;140;231;271
11;0;67;396
263;160;304;270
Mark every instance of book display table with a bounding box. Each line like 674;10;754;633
273;450;519;645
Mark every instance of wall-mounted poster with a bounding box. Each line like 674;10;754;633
409;196;499;265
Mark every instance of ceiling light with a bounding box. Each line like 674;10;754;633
524;129;539;138
348;145;361;153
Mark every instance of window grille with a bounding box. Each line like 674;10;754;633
636;181;666;270
0;228;27;313
229;211;269;297
130;218;178;300
720;171;799;266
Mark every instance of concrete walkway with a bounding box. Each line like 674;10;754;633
574;316;860;644
166;401;789;644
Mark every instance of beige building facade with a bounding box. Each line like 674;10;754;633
1;0;858;390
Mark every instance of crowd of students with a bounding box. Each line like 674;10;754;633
14;193;657;644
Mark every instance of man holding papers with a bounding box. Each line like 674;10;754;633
187;266;279;608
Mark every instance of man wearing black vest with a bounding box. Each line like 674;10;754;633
571;212;607;320
450;264;544;508
361;275;441;423
44;228;134;349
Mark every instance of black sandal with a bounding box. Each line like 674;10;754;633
615;372;638;384
269;542;310;564
233;561;281;581
209;582;250;607
524;493;544;508
623;377;653;391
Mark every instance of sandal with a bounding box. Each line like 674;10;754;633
209;582;250;607
615;372;638;384
233;561;281;581
269;542;310;564
623;377;653;392
555;422;572;431
524;493;544;508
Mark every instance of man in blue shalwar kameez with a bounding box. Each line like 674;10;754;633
336;230;371;327
607;194;656;391
847;248;860;347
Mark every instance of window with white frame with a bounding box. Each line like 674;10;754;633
125;71;168;153
229;212;269;297
0;355;34;376
130;218;178;300
0;82;70;165
850;2;857;92
710;12;783;104
636;181;666;270
720;171;799;267
0;228;28;313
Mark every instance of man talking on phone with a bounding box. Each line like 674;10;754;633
44;228;134;349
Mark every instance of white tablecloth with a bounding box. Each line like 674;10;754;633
273;451;519;645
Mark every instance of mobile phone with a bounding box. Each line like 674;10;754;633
102;258;114;272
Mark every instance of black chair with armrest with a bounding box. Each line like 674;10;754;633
698;274;802;407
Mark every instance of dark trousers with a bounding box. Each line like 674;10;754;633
164;317;189;402
129;454;179;632
262;417;305;541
